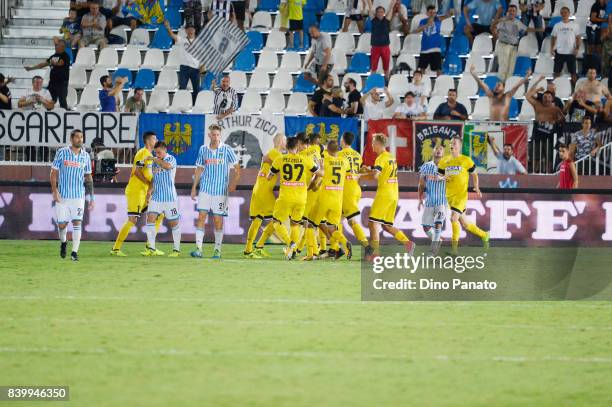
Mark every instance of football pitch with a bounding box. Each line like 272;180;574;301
1;240;612;406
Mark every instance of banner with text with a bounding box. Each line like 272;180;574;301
1;185;612;245
363;119;413;167
413;121;464;169
0;110;138;148
205;114;285;168
284;116;360;150
138;113;205;166
463;122;529;173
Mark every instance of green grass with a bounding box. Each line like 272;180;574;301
1;240;612;406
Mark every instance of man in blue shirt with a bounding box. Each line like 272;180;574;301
413;5;453;76
463;0;503;45
433;89;469;120
99;75;127;112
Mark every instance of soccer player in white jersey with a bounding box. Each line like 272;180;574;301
191;124;241;259
418;144;447;255
142;141;181;257
50;129;94;261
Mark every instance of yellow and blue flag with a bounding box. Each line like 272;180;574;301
124;0;165;25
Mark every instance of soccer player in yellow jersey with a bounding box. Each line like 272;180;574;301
243;133;287;259
437;136;489;253
309;140;353;260
298;133;325;257
363;134;415;259
338;132;369;248
268;136;322;260
110;131;163;256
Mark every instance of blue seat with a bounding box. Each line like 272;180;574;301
112;68;132;89
480;75;501;96
65;46;74;64
401;0;411;10
363;74;385;93
449;34;470;55
133;68;156;90
320;12;340;33
548;16;562;29
509;98;519;119
166;0;183;7
245;31;264;52
347;52;370;73
232;49;256;71
293;73;316;93
442;53;462;75
150;27;173;49
289;31;311;51
513;56;532;76
304;0;325;13
364;17;372;33
608;0;612;13
199;72;222;91
164;7;182;30
257;0;279;11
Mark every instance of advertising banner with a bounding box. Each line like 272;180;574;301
413;121;463;169
284;116;360;149
0;110;138;148
138;113;205;166
463;122;529;173
206;114;285;168
1;184;611;245
363;119;413;167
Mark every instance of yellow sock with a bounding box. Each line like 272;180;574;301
113;220;134;251
154;213;164;233
451;220;461;245
332;230;347;252
290;224;301;244
297;225;307;251
350;222;368;244
256;222;275;248
394;231;409;243
245;217;262;253
319;229;327;251
465;222;487;239
273;222;291;245
305;228;317;257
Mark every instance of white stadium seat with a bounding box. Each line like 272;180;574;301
471;97;490;120
271;69;293;92
431;75;454;96
552;0;574;16
333;32;355;54
251;11;272;30
147;89;170;112
192;90;215;114
519;100;535;121
109;25;129;45
576;0;595;17
285;92;309;115
343;72;363;91
280;52;302;70
141;48;165;70
505;76;526;98
257;50;278;71
553;76;572;99
331;49;348;74
229;70;247;92
118;46;142;69
326;0;345;12
73;47;96;69
534;54;554;76
156;67;179;91
465;53;487;74
97;48;118;69
77;85;100;111
248;68;270;92
401;34;422;55
261;89;286;114
390;31;401;56
129;28;150;46
165;46;182;69
517;35;538;57
457;75;478;97
388;74;410;98
458;96;472;114
168;89;193;113
440;17;454;36
396;53;417;71
68;66;88;89
66;87;78;110
264;29;286;51
473;34;493;54
410;14;427;32
356;33;372;53
88;67;109;87
239;89;262;113
427;96;446;117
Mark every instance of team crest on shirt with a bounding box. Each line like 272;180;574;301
164;122;192;155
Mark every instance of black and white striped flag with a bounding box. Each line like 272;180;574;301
186;16;249;74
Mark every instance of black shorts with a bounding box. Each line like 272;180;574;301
231;0;246;21
289;19;303;31
553;52;576;75
586;26;601;45
418;52;442;71
472;23;491;35
348;14;363;21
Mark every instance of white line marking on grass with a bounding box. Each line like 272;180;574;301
0;346;611;364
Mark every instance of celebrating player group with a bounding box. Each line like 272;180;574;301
50;126;489;261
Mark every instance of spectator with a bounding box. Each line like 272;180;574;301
564;89;597;123
540;81;565;110
109;0;140;31
586;0;608;55
557;144;578;189
70;0;90;18
79;1;108;49
55;8;81;49
603;98;612;123
410;0;437;15
470;64;529;121
164;20;202;103
575;68;611;108
288;0;305;49
551;7;581;86
369;1;394;81
492;5;532;81
209;0;234;22
231;0;248;30
406;69;429;106
518;0;544;50
18;76;54;110
99;75;127;112
124;87;146;113
321;87;345;117
361;87;394;121
343;78;363;117
525;82;565;173
487;135;527;175
393;91;427;119
413;6;452;77
433;89;468;120
0;74;14;110
212;75;238;120
463;0;503;45
24;41;71;110
303;26;334;85
603;16;612;79
183;0;203;32
342;0;368;33
308;74;334;116
389;0;409;34
570;116;601;162
279;0;290;32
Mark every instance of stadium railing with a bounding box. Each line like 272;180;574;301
574;142;612;176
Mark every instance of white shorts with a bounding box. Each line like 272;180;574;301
148;200;180;220
197;193;229;216
422;205;447;227
55;198;85;224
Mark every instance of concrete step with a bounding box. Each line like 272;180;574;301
13;8;68;19
0;45;55;57
1;37;56;47
0;56;44;66
0;65;48;80
3;26;62;37
10;17;64;27
17;0;70;7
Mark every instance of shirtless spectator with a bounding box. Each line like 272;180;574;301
526;79;565;173
575;68;611;108
470;64;529;121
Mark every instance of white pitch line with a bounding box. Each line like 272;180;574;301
0;346;611;364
